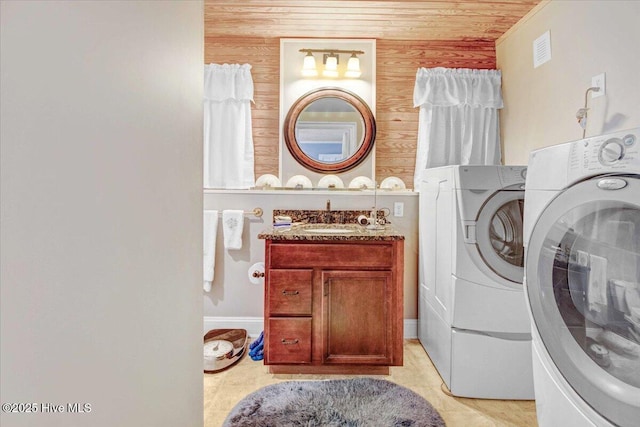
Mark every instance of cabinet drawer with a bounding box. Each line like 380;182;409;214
269;243;393;269
266;318;312;364
267;269;312;316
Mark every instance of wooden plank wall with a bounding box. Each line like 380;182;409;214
204;11;498;188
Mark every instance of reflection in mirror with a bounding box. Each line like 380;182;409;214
284;88;375;173
296;97;362;163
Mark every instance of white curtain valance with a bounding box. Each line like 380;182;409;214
413;67;503;109
204;63;254;102
412;67;503;189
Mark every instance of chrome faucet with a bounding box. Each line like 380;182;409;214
326;199;331;211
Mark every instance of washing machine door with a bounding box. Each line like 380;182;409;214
474;190;525;285
526;174;640;427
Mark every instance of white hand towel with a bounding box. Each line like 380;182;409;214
203;210;218;292
223;210;244;250
588;254;608;312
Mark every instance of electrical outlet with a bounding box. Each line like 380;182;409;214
592;73;605;98
393;202;404;217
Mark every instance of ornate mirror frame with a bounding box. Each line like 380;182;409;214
283;87;376;173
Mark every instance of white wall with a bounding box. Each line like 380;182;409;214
497;0;640;164
203;191;419;328
0;2;203;427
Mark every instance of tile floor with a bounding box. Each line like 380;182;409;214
204;339;538;426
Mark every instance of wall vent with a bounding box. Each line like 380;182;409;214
533;30;551;68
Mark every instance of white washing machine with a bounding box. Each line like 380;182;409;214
419;165;534;399
524;128;640;426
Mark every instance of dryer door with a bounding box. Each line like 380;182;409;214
474;190;525;285
526;175;640;427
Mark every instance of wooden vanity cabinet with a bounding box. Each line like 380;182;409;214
263;240;404;374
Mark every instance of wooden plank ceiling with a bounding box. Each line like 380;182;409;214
205;1;542;188
205;0;541;42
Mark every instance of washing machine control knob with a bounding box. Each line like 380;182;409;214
598;138;625;165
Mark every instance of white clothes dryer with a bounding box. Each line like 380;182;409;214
419;165;534;399
524;128;640;426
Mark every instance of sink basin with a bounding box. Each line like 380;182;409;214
295;224;363;234
304;227;356;234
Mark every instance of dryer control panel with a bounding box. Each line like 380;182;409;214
498;166;527;188
568;128;640;184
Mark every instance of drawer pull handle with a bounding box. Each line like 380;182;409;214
281;339;299;345
282;290;299;296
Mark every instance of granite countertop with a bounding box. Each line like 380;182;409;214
258;223;405;241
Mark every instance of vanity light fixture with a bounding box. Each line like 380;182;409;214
299;48;364;79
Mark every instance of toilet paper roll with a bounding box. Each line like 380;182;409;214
248;262;265;285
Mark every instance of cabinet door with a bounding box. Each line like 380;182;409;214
322;270;393;365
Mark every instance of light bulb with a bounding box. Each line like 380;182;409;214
301;52;317;77
322;54;339;78
345;53;361;78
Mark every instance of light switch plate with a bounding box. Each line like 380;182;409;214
393;202;404;217
592;73;605;98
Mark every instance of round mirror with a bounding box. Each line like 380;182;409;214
284;88;376;173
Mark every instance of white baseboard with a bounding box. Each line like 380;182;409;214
404;319;418;339
204;316;418;339
203;316;264;338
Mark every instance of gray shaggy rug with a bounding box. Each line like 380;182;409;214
223;378;446;426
